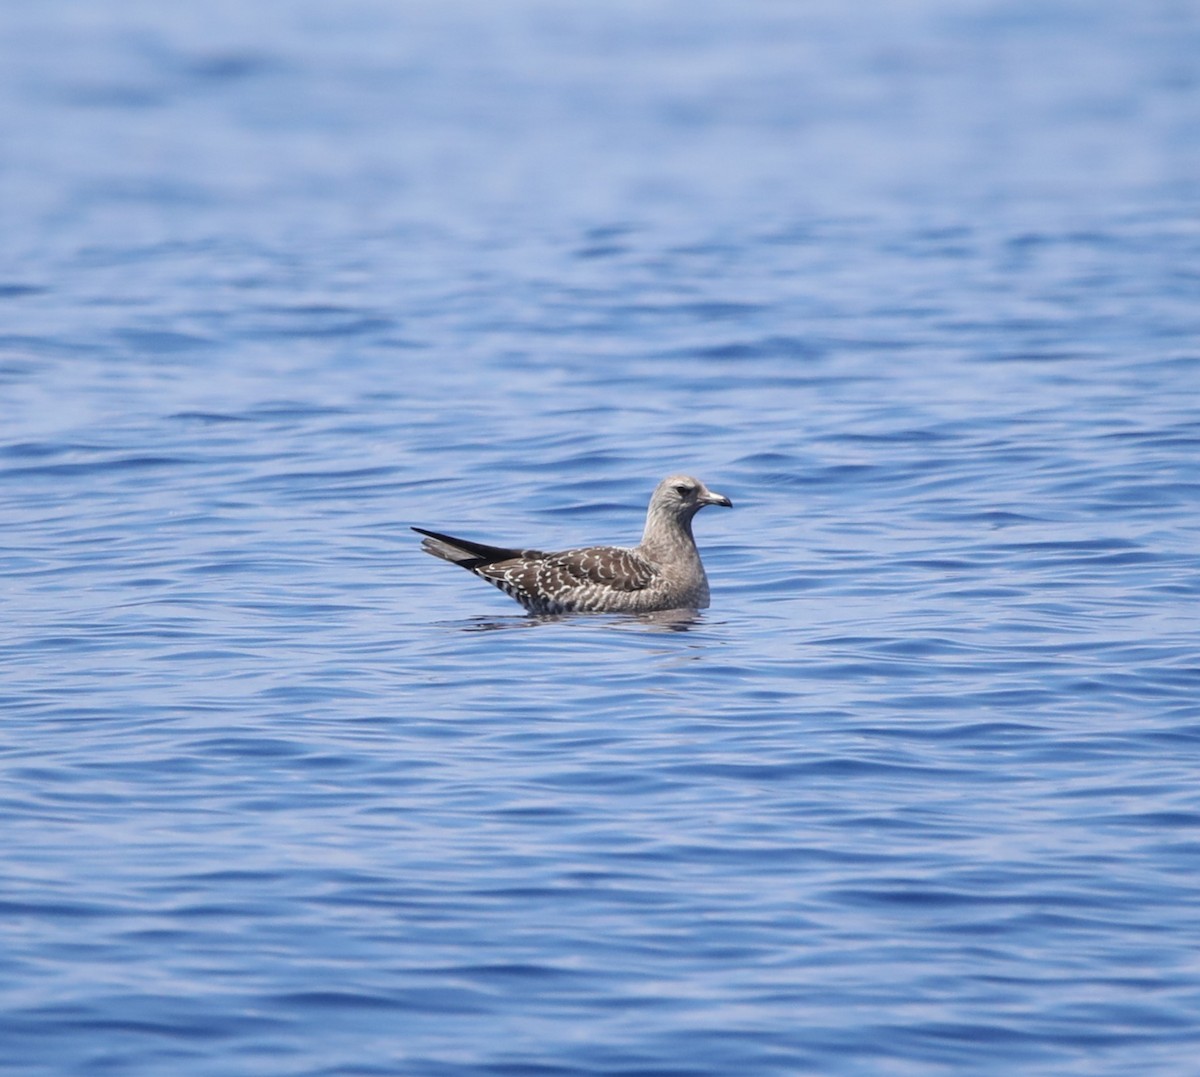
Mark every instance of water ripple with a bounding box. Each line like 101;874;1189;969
2;2;1199;1075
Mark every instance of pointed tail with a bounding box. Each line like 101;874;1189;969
411;526;525;569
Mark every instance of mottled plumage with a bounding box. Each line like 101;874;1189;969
413;475;732;614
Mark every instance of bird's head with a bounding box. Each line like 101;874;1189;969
656;474;733;517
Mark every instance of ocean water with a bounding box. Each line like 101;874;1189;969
2;1;1200;1074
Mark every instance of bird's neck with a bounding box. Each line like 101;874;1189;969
640;508;698;562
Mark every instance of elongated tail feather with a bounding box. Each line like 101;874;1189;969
411;526;528;569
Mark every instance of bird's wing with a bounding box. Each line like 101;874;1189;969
474;545;657;600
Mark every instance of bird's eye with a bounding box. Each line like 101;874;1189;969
674;484;692;497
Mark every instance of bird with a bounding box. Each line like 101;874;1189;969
413;475;732;615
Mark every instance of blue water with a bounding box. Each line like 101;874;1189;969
3;2;1200;1074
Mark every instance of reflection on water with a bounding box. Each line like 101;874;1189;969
455;608;707;633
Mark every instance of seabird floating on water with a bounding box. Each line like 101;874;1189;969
413;474;731;614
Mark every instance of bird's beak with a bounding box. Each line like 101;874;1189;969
702;490;732;508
